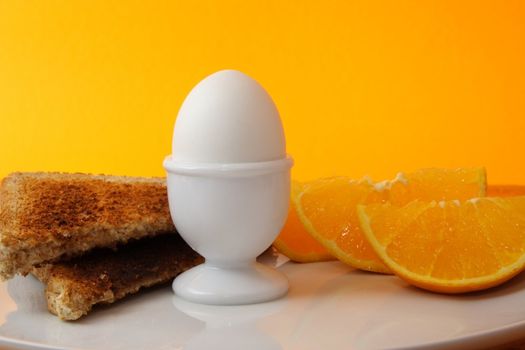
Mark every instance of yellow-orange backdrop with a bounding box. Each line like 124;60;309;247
0;1;524;184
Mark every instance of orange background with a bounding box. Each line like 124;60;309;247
0;1;524;184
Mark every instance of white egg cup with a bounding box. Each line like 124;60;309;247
164;155;293;305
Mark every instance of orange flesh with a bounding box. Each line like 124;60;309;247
299;178;390;271
388;168;486;205
360;197;525;293
297;168;486;273
273;182;333;262
273;201;334;262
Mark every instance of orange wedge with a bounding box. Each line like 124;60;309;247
273;182;334;262
296;168;486;273
487;185;525;197
358;197;525;293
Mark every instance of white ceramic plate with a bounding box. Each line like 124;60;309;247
1;251;525;350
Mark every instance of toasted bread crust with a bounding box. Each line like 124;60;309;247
0;172;175;280
33;234;202;320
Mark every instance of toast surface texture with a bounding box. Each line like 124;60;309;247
0;172;174;280
33;234;202;320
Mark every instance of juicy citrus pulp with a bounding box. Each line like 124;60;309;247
296;168;486;273
273;182;334;262
358;197;525;293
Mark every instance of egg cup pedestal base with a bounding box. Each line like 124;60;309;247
172;261;288;305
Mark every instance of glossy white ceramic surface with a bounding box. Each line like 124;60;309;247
172;261;288;305
164;167;290;263
164;163;291;304
1;251;525;350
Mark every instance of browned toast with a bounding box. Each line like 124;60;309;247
33;233;202;320
0;172;174;280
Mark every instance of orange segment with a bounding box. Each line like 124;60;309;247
389;167;486;205
296;168;486;273
358;197;525;293
273;182;334;263
487;185;525;197
297;177;391;273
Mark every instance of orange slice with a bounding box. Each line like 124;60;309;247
358;197;525;293
273;182;334;262
296;168;486;273
487;185;525;197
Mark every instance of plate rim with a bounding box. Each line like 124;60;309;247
1;259;525;350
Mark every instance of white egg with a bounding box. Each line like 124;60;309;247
172;70;286;163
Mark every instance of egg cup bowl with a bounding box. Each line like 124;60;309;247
164;155;293;305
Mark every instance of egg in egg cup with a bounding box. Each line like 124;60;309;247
164;70;293;305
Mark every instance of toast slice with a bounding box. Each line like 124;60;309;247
0;172;174;280
33;233;202;320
